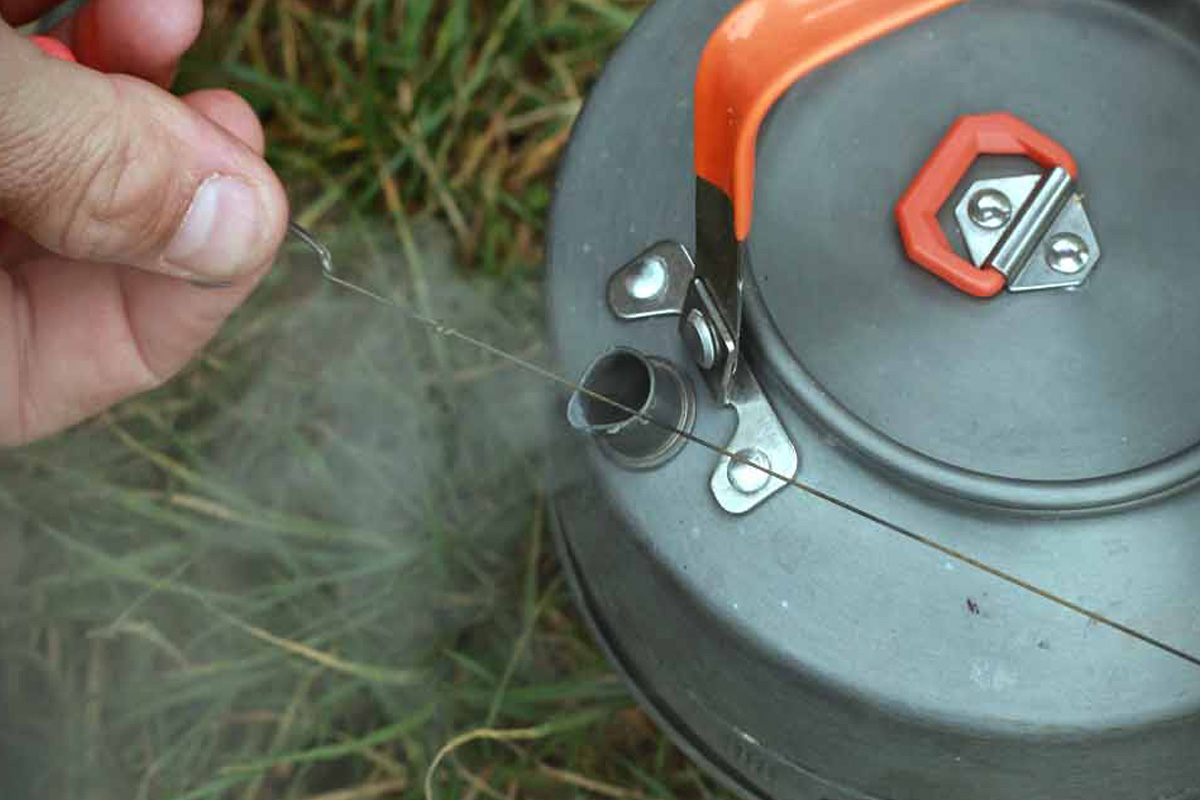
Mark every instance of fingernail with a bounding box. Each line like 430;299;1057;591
166;176;264;279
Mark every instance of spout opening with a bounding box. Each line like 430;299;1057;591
569;349;655;432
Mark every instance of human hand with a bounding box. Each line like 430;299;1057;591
0;0;289;445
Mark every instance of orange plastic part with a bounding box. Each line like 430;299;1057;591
694;0;966;242
30;35;77;63
895;113;1079;297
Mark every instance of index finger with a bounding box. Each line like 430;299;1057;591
0;1;69;26
51;0;204;88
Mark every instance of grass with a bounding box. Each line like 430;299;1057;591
0;1;737;799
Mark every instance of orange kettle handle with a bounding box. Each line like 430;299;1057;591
694;0;965;241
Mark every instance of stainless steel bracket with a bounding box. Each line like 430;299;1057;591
608;242;696;320
711;365;800;515
687;178;744;406
681;279;737;401
954;168;1101;293
607;240;799;514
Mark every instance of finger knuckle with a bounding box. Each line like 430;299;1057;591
52;80;190;261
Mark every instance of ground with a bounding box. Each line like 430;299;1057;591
0;2;738;799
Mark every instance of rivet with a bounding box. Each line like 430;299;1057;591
728;449;772;495
1045;232;1090;275
625;255;668;301
967;188;1014;231
683;309;718;370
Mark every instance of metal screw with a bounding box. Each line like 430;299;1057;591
1045;233;1090;275
625;255;668;301
967;188;1014;231
728;449;772;495
683;310;718;370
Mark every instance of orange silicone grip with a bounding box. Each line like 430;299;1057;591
895;113;1078;297
694;0;966;241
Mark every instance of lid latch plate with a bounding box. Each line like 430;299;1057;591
954;168;1101;293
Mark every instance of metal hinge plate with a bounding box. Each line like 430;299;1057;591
954;169;1102;293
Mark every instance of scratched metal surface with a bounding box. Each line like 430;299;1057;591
547;0;1200;798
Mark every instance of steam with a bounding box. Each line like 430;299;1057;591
0;219;583;798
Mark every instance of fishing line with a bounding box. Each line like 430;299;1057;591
288;222;1200;671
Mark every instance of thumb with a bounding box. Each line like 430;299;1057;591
0;27;288;282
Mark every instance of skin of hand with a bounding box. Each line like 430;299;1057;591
0;0;289;445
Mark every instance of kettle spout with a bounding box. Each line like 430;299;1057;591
567;348;695;470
